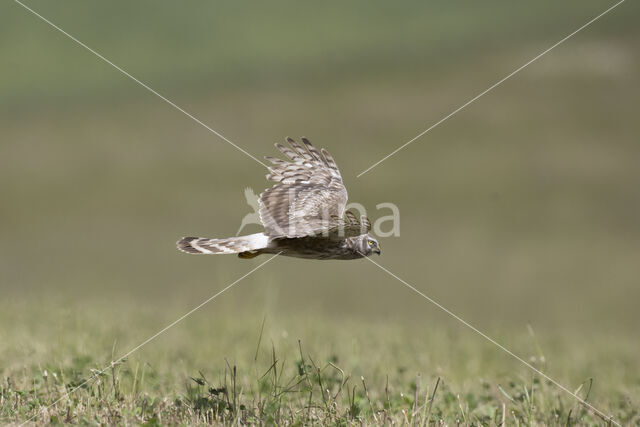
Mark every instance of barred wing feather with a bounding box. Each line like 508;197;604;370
259;137;348;238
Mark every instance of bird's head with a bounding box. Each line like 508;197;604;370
359;234;381;256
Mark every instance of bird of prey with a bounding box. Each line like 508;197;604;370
177;137;381;260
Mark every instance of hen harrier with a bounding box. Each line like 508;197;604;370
177;137;381;260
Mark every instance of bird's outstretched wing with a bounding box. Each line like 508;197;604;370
310;210;371;241
259;137;350;238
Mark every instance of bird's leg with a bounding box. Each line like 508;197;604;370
238;251;261;259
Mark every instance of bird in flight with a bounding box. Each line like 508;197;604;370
177;137;381;260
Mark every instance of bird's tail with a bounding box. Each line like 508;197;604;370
177;233;269;255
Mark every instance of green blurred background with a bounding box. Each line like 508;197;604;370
1;0;639;409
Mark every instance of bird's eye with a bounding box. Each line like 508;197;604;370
368;240;375;247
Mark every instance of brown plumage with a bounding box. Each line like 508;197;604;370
177;137;381;260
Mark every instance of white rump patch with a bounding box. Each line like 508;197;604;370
246;233;269;249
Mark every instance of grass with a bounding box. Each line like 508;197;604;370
2;300;639;425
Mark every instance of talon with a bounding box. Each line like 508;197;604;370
238;251;260;259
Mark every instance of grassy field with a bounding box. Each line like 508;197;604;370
2;0;640;424
2;301;639;424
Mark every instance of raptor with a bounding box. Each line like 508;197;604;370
177;137;381;260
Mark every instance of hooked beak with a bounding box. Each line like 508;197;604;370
374;244;381;255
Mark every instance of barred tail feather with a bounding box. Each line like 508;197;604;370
177;233;269;255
